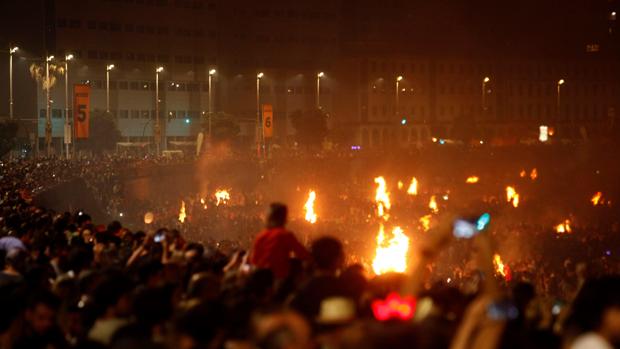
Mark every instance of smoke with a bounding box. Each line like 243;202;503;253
29;63;65;90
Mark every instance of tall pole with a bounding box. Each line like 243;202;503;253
316;72;324;109
155;67;163;156
482;76;490;114
45;55;53;157
9;46;18;120
106;64;114;113
256;72;263;157
396;75;402;120
208;68;216;138
64;54;73;160
557;79;564;120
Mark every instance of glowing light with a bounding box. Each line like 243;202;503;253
214;189;231;206
519;170;527;178
144;212;154;224
372;225;410;274
428;195;439;213
555;220;572;234
466;176;479;184
397;181;404;190
530;168;538;180
506;186;520;208
371;292;416;321
591;192;603;206
304;190;317;224
407;177;418;196
539;125;548;142
493;254;511;281
178;201;187;223
200;198;207;210
374;177;391;219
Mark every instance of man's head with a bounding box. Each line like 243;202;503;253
311;237;344;273
25;290;60;335
266;203;288;229
5;248;28;275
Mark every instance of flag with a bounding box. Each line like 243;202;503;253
74;84;91;138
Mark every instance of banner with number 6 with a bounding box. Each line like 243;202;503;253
262;104;273;139
73;84;91;139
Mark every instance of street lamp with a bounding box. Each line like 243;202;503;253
208;68;216;138
256;72;264;157
316;71;324;109
155;66;164;155
9;46;18;120
482;76;490;112
64;54;74;159
396;75;403;120
557;79;565;120
106;64;115;113
45;55;54;156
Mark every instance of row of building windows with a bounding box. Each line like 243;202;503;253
232;8;336;20
102;0;215;10
57;19;216;39
64;50;210;65
368;61;618;78
39;109;204;119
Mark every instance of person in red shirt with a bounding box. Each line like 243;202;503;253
250;203;310;279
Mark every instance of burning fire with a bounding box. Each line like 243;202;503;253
493;254;511;281
214;189;231;206
591;192;603;206
304;190;317;224
506;186;520;208
200;198;207;210
407;177;418;195
428;195;439;213
555;220;572;234
519;170;527;178
374;177;391;219
372;225;410;275
419;214;432;232
530;168;538;180
178;200;187;223
397;181;404;190
466;176;479;184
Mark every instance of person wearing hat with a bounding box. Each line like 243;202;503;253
250;203;310;279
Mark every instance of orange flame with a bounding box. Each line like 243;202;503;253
506;186;520;208
530;168;538;180
407;177;418;195
419;214;432;232
214;189;231;206
397;181;404;190
304;190;317;224
466;176;479;184
493;254;510;280
591;192;604;206
372;225;410;274
555;220;572;234
428;195;439;213
178;200;187;223
374;177;391;219
200;198;207;210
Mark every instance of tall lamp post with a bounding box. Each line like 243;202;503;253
106;64;114;113
9;46;18;120
45;55;54;156
155;66;164;155
316;71;324;109
481;76;490;113
64;54;73;159
256;72;264;157
556;79;565;119
396;75;403;120
208;68;216;138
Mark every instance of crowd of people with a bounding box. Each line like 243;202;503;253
1;145;620;349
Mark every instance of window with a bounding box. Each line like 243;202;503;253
119;81;128;90
99;51;109;60
125;24;135;32
52;109;62;118
130;110;140;118
98;22;109;30
88;50;98;59
69;19;81;28
119;110;129;118
110;22;122;31
111;52;122;60
130;81;139;90
141;110;151;119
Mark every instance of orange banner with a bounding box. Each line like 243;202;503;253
74;84;90;139
262;104;273;138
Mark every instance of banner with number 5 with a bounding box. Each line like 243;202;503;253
73;84;91;139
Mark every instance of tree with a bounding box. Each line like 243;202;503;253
289;108;328;147
0;121;18;158
82;111;121;153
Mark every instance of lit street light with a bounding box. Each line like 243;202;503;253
64;54;74;159
482;76;490;112
9;46;18;120
316;71;324;109
155;66;164;155
396;75;403;120
256;72;264;157
557;79;565;119
106;64;115;113
208;68;216;138
45;55;54;156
